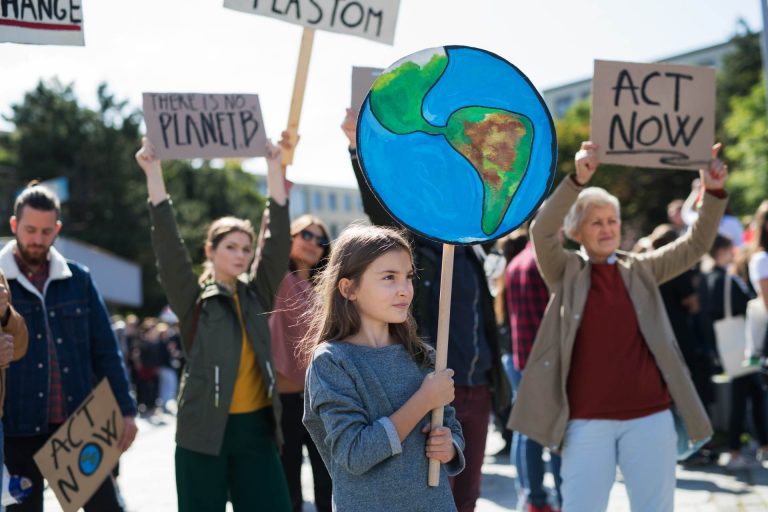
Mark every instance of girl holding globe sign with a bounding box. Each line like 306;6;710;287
303;46;556;511
300;224;465;511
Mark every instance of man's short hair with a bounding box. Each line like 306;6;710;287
14;182;61;220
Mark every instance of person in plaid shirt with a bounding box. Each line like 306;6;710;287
506;240;562;512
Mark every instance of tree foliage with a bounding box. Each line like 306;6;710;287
0;79;266;314
724;80;767;216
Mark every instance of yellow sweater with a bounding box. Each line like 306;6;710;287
229;292;271;413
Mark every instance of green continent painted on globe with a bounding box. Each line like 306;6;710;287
370;53;448;135
369;51;534;235
445;107;533;235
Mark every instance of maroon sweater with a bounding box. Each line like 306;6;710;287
567;262;672;420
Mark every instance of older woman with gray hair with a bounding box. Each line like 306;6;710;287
509;141;728;512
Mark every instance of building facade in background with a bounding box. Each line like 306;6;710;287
255;177;366;238
542;39;739;118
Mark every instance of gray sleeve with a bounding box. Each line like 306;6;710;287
442;403;466;476
307;352;401;476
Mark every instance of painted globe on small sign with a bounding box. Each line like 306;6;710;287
78;443;103;476
356;46;557;244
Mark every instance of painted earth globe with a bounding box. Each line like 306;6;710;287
357;46;557;244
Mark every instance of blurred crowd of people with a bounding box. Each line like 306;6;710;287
111;313;183;418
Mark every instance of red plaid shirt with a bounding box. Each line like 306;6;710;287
14;253;67;424
505;243;550;371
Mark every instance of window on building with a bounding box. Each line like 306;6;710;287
313;191;323;211
343;194;353;212
328;192;337;212
554;96;573;118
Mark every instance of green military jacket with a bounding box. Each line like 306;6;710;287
149;199;290;456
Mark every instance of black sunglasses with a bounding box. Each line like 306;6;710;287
298;229;329;247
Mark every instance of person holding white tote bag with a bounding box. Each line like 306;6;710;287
703;235;767;469
746;201;768;365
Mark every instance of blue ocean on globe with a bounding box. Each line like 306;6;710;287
357;46;557;244
79;443;102;476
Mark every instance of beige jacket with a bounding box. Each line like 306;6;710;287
0;271;28;419
508;176;725;449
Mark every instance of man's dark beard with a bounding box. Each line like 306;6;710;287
15;238;50;266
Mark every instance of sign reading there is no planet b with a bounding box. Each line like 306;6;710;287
143;93;269;160
224;0;400;45
591;60;715;170
0;0;84;45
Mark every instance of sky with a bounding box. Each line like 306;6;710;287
0;0;764;187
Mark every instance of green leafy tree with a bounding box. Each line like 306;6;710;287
0;79;267;314
716;26;762;144
724;80;767;215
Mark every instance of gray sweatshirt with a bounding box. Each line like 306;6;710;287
304;342;465;511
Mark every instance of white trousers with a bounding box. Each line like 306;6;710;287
561;409;676;512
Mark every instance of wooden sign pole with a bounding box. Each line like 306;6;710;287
282;27;315;167
428;244;455;487
255;28;314;268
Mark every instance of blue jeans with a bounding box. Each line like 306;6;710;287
508;362;562;508
561;409;676;512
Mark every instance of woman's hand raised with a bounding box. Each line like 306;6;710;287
574;141;600;185
135;137;167;206
700;143;728;191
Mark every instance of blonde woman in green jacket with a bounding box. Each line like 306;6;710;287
136;137;291;512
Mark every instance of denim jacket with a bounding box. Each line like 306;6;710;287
0;242;136;436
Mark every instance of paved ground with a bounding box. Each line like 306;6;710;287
40;412;768;511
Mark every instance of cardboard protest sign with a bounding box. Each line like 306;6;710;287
143;93;269;160
0;0;84;45
591;60;715;170
351;66;382;114
33;379;124;512
224;0;400;44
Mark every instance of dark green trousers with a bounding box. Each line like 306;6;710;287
176;408;291;512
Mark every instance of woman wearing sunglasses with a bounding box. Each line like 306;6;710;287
270;215;333;512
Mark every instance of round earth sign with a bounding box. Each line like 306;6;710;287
78;442;103;476
357;46;557;244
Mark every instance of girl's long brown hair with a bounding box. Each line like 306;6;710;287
299;224;432;368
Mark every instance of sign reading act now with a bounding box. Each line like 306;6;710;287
33;379;124;512
591;60;715;170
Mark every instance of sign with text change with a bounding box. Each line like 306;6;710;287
143;92;269;160
33;379;124;512
591;60;715;170
1;0;84;45
224;0;400;44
